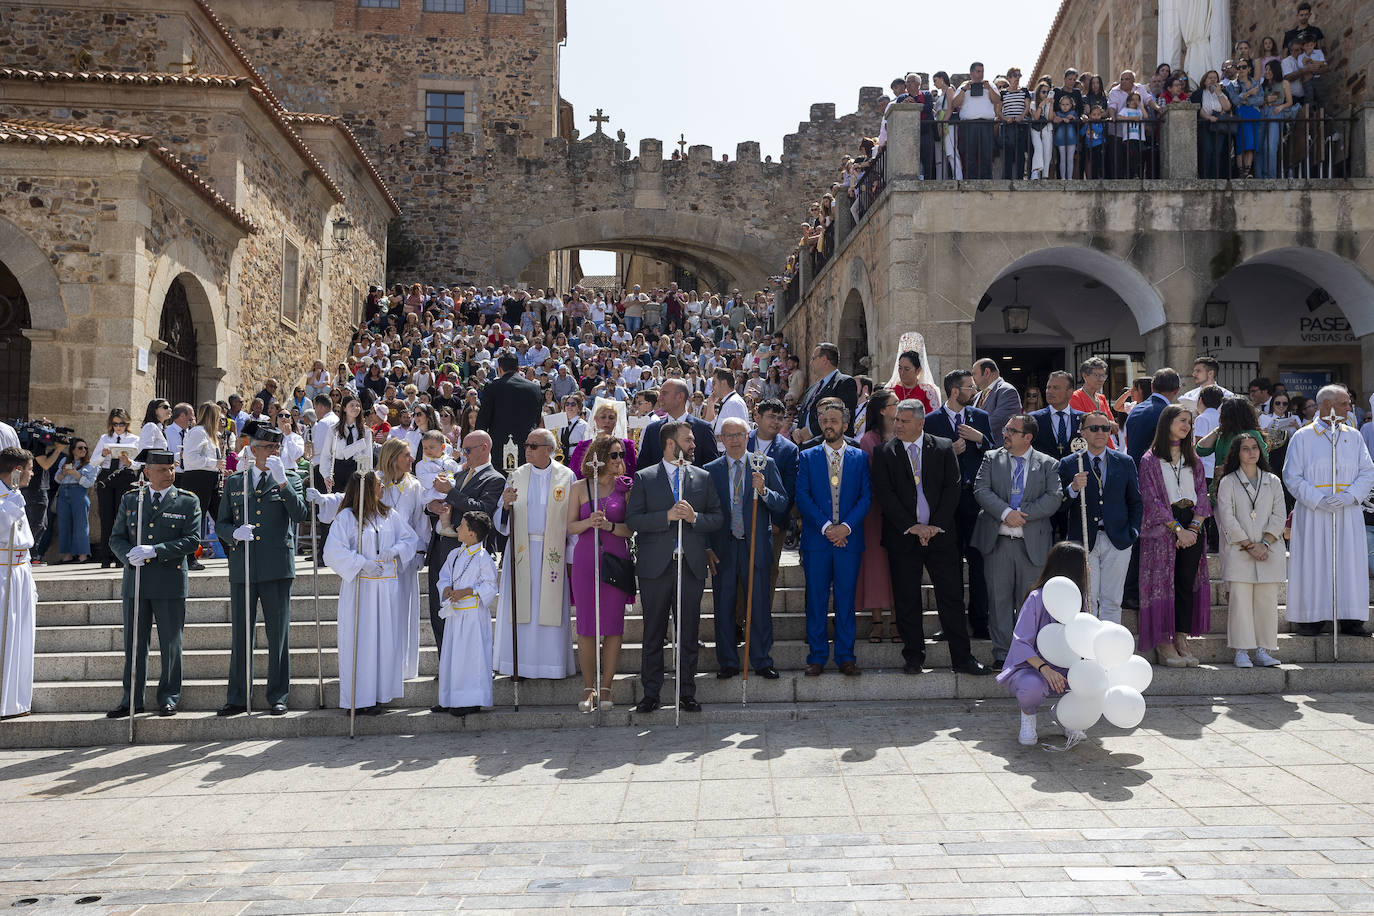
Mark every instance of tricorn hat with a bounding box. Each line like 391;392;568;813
134;448;176;465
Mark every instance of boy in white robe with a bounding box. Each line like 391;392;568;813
436;510;498;716
415;430;460;503
0;448;36;719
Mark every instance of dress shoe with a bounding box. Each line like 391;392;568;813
679;697;702;712
158;703;177;717
716;666;741;680
754;666;780;679
1296;622;1327;636
268;703;287;716
634;697;661;714
216;703;247;717
1339;622;1373;637
902;664;924;675
357;705;382;716
105;705;144;719
839;661;862;677
992;658;1006;670
449;707;467;717
454;706;480;716
970;627;992;641
952;658;992;676
734;625;745;646
803;663;824;677
430;704;448;714
188;560;206;571
931;629;947;642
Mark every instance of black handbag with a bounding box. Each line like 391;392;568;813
600;551;637;595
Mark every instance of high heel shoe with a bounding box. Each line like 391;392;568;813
1175;637;1200;667
578;688;597;714
599;687;614;711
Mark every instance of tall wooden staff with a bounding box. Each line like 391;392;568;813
741;451;767;706
588;452;604;726
348;475;364;738
503;437;521;711
128;471;147;743
1070;437;1094;613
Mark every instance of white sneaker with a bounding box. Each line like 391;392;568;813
1018;713;1038;746
1234;650;1253;668
1253;648;1281;667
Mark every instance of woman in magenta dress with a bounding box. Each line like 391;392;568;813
856;390;899;642
567;401;638;479
567;433;633;713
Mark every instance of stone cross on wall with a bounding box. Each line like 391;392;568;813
677;134;687;157
589;108;610;135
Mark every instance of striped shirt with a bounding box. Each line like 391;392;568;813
1001;87;1031;120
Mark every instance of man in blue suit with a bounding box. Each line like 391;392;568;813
1124;367;1180;464
1058;410;1142;624
795;398;871;676
706;418;789;679
749;398;799;590
922;368;993;639
1029;371;1084;541
638;377;719;468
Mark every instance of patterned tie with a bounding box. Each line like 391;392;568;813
828;449;842;523
907;441;920;485
731;459;745;539
1056;412;1067;450
671;466;680;502
1011;456;1024;510
151;490;162;510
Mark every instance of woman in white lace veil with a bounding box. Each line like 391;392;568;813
885;331;943;409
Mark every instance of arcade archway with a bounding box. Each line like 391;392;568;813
0;261;32;420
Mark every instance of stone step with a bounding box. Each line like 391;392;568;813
9;662;1374;749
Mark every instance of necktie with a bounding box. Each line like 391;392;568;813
1010;456;1024;510
672;466;680;501
907;441;920;484
461;468;474;491
1056;412;1067;449
151;490;162;510
731;459;745;538
954;411;963;430
1093;455;1103;495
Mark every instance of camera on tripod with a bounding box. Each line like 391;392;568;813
11;418;74;451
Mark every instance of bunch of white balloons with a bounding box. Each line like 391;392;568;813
1035;576;1152;732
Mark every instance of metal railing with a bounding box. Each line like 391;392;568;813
851;146;887;221
926;117;1166;180
1197;113;1351;179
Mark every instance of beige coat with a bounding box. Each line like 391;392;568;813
1216;470;1287;584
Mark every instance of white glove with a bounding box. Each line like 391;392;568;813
1337;490;1358;506
233;523;256;542
362;561;385;577
266;455;288;485
306;487;324;504
127;545;157;564
1320;495;1345;512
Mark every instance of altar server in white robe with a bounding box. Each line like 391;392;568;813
0;448;36;719
322;471;421;711
1283;385;1374;637
493;428;576;679
377;439;429;681
436;510;498;713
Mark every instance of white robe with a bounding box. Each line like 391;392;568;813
1283;420;1374;622
383;477;429;681
323;508;421;708
0;482;36;717
493;464;575;679
436;543;498;708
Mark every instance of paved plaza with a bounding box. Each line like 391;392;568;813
2;695;1374;914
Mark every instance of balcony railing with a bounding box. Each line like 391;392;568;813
1198;113;1353;179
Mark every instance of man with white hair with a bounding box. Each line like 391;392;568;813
1284;384;1374;638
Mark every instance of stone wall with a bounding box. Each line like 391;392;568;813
3;0;233;73
1231;0;1369;104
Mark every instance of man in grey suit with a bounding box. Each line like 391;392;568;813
973;358;1023;448
626;420;724;714
971;413;1062;665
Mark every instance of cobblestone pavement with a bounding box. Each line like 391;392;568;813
2;694;1373;914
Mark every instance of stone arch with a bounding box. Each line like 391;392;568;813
0;215;65;331
988;246;1168;334
495;210;785;292
146;240;227;402
1226;247;1374;337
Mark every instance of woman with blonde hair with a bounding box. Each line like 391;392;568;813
567;401;638;480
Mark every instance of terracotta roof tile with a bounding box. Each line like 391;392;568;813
0;68;252;88
282;111;402;217
0;118;259;234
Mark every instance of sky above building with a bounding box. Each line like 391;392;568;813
562;0;1061;275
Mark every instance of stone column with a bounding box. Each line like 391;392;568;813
1356;103;1374;179
1146;321;1198;377
1358;333;1374;397
1160;103;1200;180
885;106;921;181
832;181;855;243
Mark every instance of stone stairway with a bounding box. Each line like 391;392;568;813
6;552;1372;748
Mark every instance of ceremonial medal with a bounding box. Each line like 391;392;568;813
1250;511;1256;520
830;475;840;487
914;475;920;486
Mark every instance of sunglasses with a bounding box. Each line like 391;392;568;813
1083;424;1113;433
608;452;625;460
112;421;128;427
525;442;550;449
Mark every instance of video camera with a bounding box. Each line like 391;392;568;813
11;418;74;451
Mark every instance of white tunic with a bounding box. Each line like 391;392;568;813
1283;420;1374;622
493;464;575;679
383;476;429;681
323;508;421;708
0;481;36;717
436;543;498;708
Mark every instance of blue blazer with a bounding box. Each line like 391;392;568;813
1029;406;1084;463
638;414;719;469
1057;449;1142;551
748;432;798;523
923;404;993;485
705;454;789;567
795;443;871;555
1124;394;1170;464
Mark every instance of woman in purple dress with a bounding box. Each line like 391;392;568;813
567;433;633;713
998;542;1088;746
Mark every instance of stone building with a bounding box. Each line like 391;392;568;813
0;0;397;433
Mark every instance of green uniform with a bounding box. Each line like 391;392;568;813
109;486;202;709
217;467;309;706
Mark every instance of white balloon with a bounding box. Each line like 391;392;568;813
1055;690;1102;731
1065;612;1103;659
1102;686;1147;729
1041;576;1083;624
1068;659;1110;697
1107;655;1154;692
1036;623;1079;669
1093;623;1136;669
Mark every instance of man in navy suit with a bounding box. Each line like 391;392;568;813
1124;367;1180;464
1029;371;1084;541
795;398;871;676
749;398;799;589
1058;410;1142;624
922;368;993;639
791;342;859;444
638;377;719;468
706;419;789;679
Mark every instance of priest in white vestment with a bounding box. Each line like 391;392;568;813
0;452;36;719
494;428;576;679
1283;386;1374;637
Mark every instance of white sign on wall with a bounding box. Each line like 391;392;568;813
1298;315;1355;344
79;380;109;414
